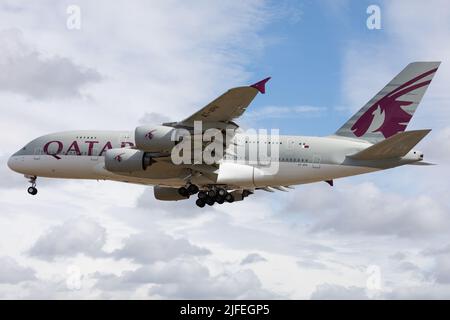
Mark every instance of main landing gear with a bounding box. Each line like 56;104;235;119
178;185;253;208
177;184;199;198
195;187;236;208
27;176;38;195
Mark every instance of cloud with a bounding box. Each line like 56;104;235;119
424;255;450;284
389;252;407;261
2;0;450;300
310;284;368;300
341;0;450;127
94;258;209;292
297;259;327;270
149;268;276;299
0;153;29;189
112;232;210;264
0;29;101;100
146;260;276;299
384;284;450;300
135;188;205;217
95;258;278;299
28;216;107;260
422;244;450;257
398;261;421;273
285;181;450;238
138;112;173;126
241;253;267;265
0;256;35;284
246;105;325;119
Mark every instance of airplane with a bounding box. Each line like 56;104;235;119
7;61;440;207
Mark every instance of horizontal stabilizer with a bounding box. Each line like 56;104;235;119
348;129;431;160
408;161;436;166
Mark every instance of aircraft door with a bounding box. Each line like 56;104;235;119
34;148;42;160
91;148;99;161
287;139;295;150
257;141;271;166
312;154;321;168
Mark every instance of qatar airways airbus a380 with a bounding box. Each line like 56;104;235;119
7;62;439;207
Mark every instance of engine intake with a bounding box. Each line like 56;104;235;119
104;148;153;172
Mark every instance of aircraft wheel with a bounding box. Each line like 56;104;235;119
206;197;215;206
217;188;227;197
216;196;225;204
242;190;252;197
187;184;199;195
196;199;205;208
27;187;37;195
178;187;189;197
198;191;207;200
225;193;234;203
207;189;216;198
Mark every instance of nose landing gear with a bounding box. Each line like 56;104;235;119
27;176;38;195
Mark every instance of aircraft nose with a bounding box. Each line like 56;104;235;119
7;153;22;173
7;155;16;171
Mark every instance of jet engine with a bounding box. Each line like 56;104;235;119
154;186;188;201
135;125;178;152
216;162;264;188
104;148;153;173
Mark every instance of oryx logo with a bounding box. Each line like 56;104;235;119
145;129;156;140
352;68;437;138
114;153;125;162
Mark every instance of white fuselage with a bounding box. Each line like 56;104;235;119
7;130;419;189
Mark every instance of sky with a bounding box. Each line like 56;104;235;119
0;0;450;299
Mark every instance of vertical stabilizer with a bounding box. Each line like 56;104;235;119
335;62;440;143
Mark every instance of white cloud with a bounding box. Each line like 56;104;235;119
0;153;28;189
0;29;101;100
310;283;368;300
1;0;450;300
297;259;327;270
384;284;450;299
138;112;172;126
112;232;210;264
241;253;267;265
284;181;450;238
341;0;450;129
0;256;35;284
147;261;277;299
28;216;107;260
245;105;325;119
95;258;278;299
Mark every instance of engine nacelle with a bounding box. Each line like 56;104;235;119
216;162;264;188
154;186;188;201
135;125;177;152
104;148;153;173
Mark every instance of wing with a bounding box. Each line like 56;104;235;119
174;77;270;126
